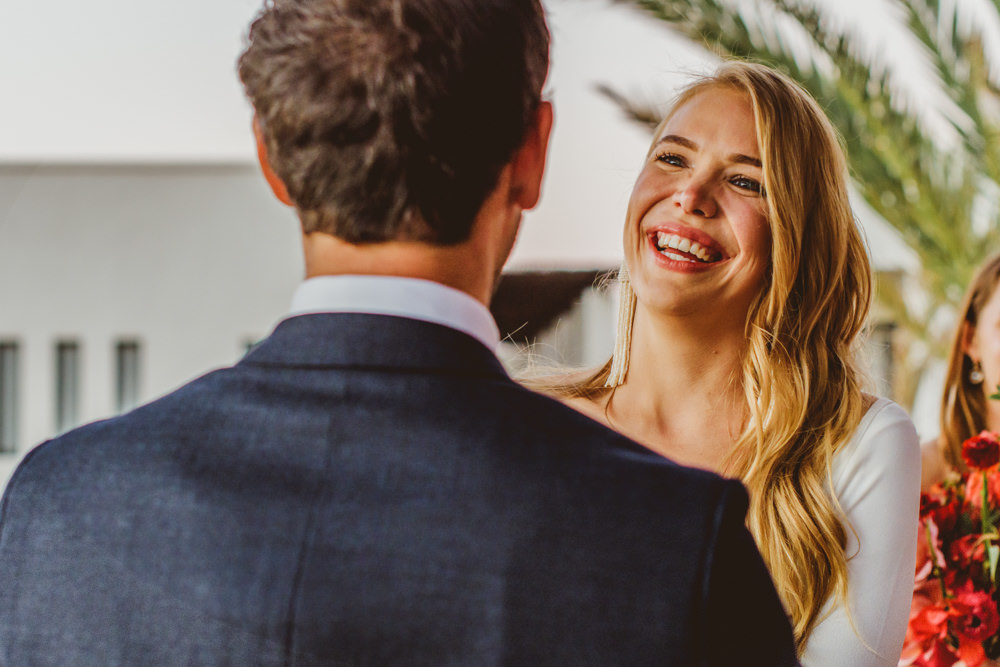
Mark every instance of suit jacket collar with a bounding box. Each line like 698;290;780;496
241;313;510;380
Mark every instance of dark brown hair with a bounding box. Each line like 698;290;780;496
238;0;549;244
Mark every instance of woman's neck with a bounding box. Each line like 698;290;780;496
598;305;749;472
986;395;1000;434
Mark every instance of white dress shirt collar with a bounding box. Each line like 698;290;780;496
288;275;501;352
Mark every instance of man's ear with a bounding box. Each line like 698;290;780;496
253;117;293;207
509;100;554;211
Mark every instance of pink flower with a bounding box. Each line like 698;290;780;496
962;432;1000;471
916;519;947;586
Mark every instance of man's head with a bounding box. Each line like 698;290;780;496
238;0;550;246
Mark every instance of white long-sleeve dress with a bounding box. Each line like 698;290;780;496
800;398;921;666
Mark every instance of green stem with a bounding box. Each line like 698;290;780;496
983;471;993;582
983;472;990;535
926;521;950;601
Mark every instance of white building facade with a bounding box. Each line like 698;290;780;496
0;165;301;477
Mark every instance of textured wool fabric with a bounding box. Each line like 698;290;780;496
0;313;797;666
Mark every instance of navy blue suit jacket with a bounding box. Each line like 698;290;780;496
0;313;797;665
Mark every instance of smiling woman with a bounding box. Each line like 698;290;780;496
624;86;770;321
535;61;921;666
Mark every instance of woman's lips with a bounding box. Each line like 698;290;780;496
646;226;726;264
653;231;721;263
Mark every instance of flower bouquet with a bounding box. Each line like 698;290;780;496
901;432;1000;666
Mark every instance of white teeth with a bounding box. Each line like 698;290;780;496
654;231;719;262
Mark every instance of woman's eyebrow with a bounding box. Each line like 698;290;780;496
731;154;762;168
655;135;696;151
656;135;762;168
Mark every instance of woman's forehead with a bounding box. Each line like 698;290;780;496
656;88;760;158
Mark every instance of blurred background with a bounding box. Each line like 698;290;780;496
2;0;997;484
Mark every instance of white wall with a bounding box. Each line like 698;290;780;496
0;164;301;482
0;0;262;162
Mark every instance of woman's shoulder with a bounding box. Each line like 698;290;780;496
513;365;609;419
543;383;610;425
830;395;920;495
555;391;594;410
519;366;607;399
854;395;919;445
522;367;597;389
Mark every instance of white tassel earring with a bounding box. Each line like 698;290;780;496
606;264;637;388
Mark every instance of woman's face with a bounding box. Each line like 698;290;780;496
623;86;771;323
967;284;1000;404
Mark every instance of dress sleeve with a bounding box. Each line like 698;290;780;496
801;399;921;666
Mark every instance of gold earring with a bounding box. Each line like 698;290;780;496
606;264;636;388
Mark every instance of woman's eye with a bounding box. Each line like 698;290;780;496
731;175;764;195
654;152;685;168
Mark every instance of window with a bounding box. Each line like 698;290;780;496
115;340;141;413
55;340;80;433
0;342;19;453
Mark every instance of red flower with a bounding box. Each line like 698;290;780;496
911;601;952;642
957;637;987;667
922;493;941;519
914;637;960;667
901;589;953;666
905;445;1000;667
922;487;962;539
951;584;1000;643
966;470;1000;519
948;534;986;570
934;502;961;539
962;431;1000;471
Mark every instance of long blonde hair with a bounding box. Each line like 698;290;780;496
939;253;1000;472
547;62;872;649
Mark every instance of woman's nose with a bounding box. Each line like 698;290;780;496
673;178;717;218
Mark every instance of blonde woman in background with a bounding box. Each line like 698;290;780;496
922;254;1000;490
542;62;920;664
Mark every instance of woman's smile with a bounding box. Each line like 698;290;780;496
646;224;727;268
